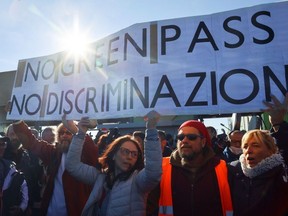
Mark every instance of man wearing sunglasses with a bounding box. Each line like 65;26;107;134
158;120;233;216
10;120;99;216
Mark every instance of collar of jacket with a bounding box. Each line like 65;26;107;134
240;153;286;178
170;146;215;172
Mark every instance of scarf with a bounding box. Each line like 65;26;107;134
240;153;287;179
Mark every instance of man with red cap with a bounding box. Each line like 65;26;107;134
157;120;233;216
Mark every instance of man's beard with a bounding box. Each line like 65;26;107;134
179;149;203;161
58;140;71;153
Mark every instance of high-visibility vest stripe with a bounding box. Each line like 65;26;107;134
159;158;233;216
159;206;173;215
215;160;233;216
159;157;173;216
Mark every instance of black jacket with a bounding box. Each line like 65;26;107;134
228;155;288;216
271;121;288;165
0;159;26;216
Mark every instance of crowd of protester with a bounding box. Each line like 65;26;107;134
0;93;288;216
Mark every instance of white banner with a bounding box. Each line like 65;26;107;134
7;1;288;121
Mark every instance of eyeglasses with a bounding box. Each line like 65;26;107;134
0;141;7;148
58;131;72;136
119;147;139;159
177;134;202;141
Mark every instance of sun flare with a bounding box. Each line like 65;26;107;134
63;32;89;56
57;18;92;58
61;31;90;58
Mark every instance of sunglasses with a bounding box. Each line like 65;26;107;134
119;147;139;159
177;134;202;141
58;131;72;136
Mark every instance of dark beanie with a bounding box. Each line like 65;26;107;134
178;120;212;147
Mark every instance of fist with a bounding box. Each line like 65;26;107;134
88;119;98;128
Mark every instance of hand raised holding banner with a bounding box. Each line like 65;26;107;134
62;114;78;134
62;114;98;134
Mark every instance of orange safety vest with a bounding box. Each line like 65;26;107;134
159;158;233;216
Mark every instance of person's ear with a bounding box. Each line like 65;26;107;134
202;138;206;148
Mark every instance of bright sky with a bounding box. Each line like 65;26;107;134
0;0;284;133
0;0;284;72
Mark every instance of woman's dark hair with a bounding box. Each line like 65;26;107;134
97;133;109;156
99;135;144;188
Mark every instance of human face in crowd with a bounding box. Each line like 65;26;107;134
6;125;21;151
241;132;275;168
160;139;167;152
207;126;217;139
157;131;167;152
114;141;139;175
229;131;244;148
133;136;144;152
57;126;73;153
177;126;206;160
42;128;56;144
0;139;7;158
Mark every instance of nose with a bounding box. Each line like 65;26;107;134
126;153;133;159
245;145;253;154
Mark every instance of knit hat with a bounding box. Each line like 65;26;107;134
178;120;212;147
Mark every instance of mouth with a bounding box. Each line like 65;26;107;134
122;162;132;170
180;143;190;149
61;140;70;145
246;156;256;166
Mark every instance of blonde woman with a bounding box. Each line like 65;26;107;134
228;130;288;216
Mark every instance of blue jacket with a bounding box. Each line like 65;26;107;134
65;129;162;216
222;147;240;163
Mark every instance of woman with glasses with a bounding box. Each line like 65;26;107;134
64;111;162;216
